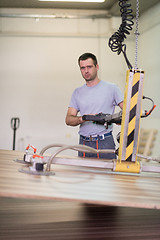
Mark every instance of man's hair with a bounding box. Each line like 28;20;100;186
78;53;98;66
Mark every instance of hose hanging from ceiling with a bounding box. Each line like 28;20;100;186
108;0;134;69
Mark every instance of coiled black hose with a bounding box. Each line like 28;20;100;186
108;0;134;69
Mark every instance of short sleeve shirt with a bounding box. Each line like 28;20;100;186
69;80;123;136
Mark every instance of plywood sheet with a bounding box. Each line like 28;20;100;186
1;197;160;240
0;150;160;209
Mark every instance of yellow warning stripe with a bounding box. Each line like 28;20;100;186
133;73;139;85
127;116;136;136
130;91;138;110
118;70;130;161
118;70;145;164
125;73;140;161
126;141;134;160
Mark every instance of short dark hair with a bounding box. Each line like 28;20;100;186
78;53;98;66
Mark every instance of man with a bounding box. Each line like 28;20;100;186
65;53;123;159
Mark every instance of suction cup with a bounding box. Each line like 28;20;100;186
19;167;55;176
14;159;30;164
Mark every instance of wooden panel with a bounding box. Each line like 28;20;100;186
0;197;160;240
0;150;160;209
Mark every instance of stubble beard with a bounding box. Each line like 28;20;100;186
83;73;96;82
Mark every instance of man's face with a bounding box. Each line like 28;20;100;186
79;58;99;82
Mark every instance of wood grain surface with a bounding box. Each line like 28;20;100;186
0;149;160;209
0;197;160;240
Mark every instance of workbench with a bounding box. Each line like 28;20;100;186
0;149;160;239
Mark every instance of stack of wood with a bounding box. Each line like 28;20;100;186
138;128;158;160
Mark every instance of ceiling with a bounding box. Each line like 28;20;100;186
0;0;159;17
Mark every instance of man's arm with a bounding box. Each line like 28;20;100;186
65;107;84;126
118;101;123;109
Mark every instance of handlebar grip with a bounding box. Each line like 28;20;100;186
82;114;107;124
82;115;90;121
82;115;102;121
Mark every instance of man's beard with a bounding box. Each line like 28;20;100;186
83;73;96;82
85;78;93;82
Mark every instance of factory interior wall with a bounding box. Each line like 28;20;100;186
137;2;160;157
0;2;159;158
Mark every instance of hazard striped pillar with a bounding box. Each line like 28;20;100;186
118;69;145;162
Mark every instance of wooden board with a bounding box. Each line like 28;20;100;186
0;149;160;209
0;197;160;240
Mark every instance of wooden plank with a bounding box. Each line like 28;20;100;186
0;149;160;209
0;197;160;240
138;128;158;156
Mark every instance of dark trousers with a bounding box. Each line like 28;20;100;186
78;133;116;159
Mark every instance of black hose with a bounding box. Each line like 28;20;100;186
108;0;134;69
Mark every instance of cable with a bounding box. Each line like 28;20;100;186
141;96;156;118
108;0;134;69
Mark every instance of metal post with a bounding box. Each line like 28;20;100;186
11;118;20;150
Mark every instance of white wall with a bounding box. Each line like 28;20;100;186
137;2;160;157
0;9;125;154
0;3;160;158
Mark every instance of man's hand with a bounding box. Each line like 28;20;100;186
65;107;85;126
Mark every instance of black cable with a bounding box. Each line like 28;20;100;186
108;0;134;69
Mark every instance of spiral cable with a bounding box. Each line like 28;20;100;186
108;0;134;69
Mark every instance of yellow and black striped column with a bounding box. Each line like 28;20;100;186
118;69;144;162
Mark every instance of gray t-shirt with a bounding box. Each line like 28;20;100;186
69;80;123;136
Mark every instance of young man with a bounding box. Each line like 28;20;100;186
65;53;123;159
